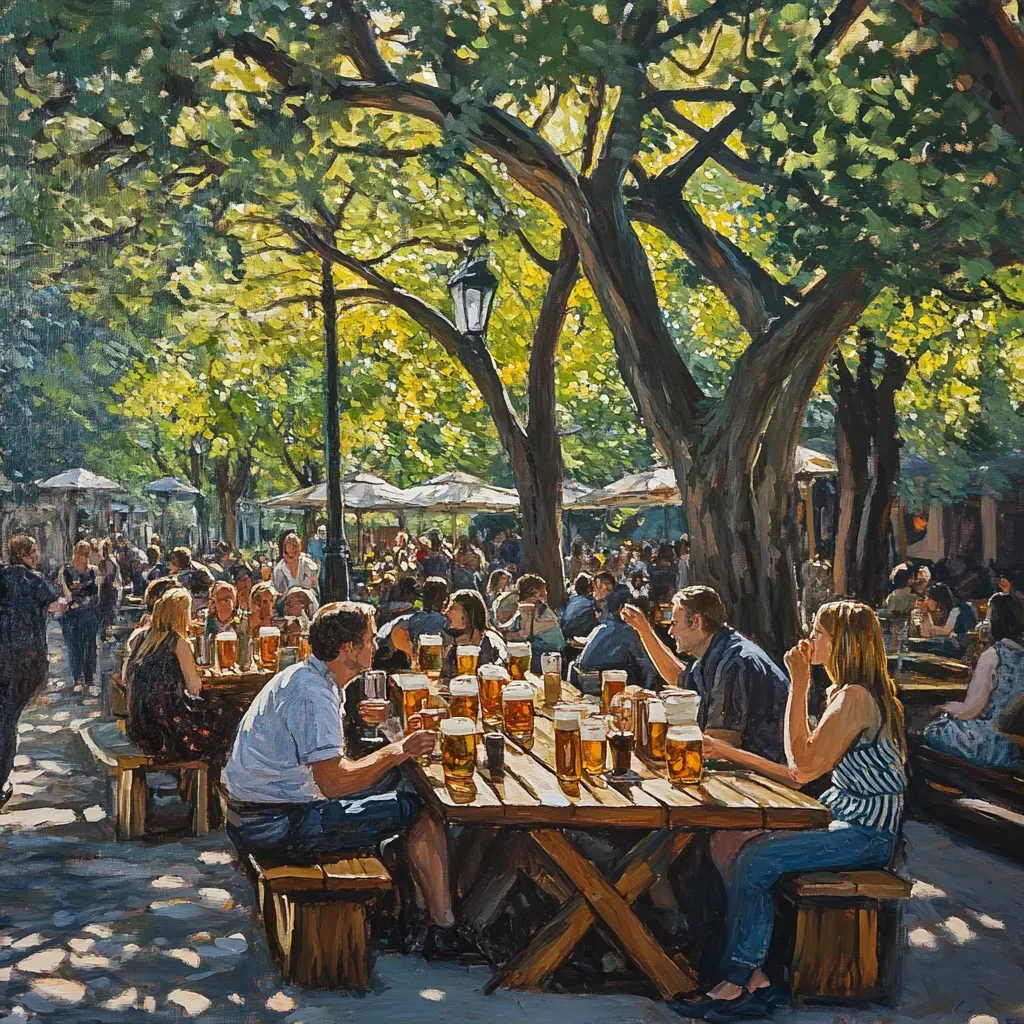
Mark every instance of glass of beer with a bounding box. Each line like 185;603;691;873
258;626;281;672
508;642;532;680
417;634;444;681
419;705;448;763
601;669;628;714
646;699;667;761
360;670;390;737
396;673;431;729
298;634;311;661
665;692;703;786
215;630;238;672
554;704;582;784
502;681;535;748
518;602;536;636
456;645;480;676
478;664;509;725
449;675;480;723
580;716;608;775
441;717;478;795
608;725;634;777
541;651;562;706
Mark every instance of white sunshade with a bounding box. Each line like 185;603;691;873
402;471;520;513
36;468;121;492
261;472;415;512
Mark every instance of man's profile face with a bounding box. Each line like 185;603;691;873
670;606;706;655
594;579;612;603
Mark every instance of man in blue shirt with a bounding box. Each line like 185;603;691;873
572;587;660;692
223;601;458;957
622;586;788;763
560;573;597;639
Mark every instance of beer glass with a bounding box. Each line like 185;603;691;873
580;716;608;775
449;675;480;723
502;681;535;748
478;664;509;724
417;634;444;681
608;726;634;776
298;634;311;661
360;670;390;737
601;669;628;714
508;642;532;680
518;602;536;636
456;645;480;677
258;626;281;672
441;717;478;793
396;673;431;729
215;631;238;672
419;705;448;764
646;699;667;761
665;726;703;785
541;651;562;706
554;705;582;784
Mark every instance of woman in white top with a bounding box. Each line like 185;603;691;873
924;592;1024;767
272;531;320;596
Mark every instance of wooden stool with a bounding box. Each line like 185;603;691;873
249;855;392;990
782;869;912;1004
78;719;210;839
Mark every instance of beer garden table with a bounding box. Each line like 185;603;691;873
404;679;829;999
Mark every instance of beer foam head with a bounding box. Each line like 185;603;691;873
508;641;532;657
456;645;480;656
395;673;431;691
478;664;509;681
647;699;667;723
258;626;280;637
665;692;700;724
441;716;476;736
502;681;534;701
554;705;581;728
450;676;479;696
418;633;443;646
602;669;628;683
580;716;607;738
216;631;236;641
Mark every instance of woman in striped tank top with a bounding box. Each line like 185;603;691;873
687;601;906;1018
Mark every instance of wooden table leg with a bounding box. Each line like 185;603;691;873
486;829;697;997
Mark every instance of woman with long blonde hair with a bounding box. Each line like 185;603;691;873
687;601;907;1017
126;588;233;762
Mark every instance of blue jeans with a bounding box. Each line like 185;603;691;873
719;821;898;985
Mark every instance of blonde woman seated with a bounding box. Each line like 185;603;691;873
685;602;906;1018
248;581;278;638
125;587;235;763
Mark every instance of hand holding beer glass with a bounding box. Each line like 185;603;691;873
358;670;390;738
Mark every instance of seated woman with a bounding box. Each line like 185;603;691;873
924;592;1024;767
205;581;238;638
687;601;906;1017
281;585;318;622
125;587;236;763
917;582;976;657
440;589;508;682
248;581;277;638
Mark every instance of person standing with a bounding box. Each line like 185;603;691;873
0;536;65;806
306;524;327;596
273;531;320;595
97;537;121;636
61;540;101;690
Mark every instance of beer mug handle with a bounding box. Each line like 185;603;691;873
407;711;425;734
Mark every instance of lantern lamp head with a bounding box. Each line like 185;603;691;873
448;253;498;337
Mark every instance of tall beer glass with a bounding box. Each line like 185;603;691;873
608;726;634;776
258;626;281;672
507;642;532;680
580;716;608;775
216;630;238;672
478;664;509;724
601;669;628;714
541;651;562;706
417;634;444;681
502;681;535;748
396;673;431;728
554;705;582;784
441;717;478;792
449;675;480;723
646;699;667;761
456;645;480;677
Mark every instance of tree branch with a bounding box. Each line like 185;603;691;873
653;103;751;191
532;84;563;132
580;74;605;177
810;0;872;60
665;22;724;76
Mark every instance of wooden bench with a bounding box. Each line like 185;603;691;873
780;869;912;1004
249;854;392;990
78;719;211;840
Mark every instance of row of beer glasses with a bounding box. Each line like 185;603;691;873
209;624;310;675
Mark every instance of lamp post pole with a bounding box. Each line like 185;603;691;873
321;256;350;603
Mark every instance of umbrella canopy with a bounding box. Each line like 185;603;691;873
568;466;679;509
404;471;519;513
144;476;201;500
36;468;121;492
561;478;593;506
794;445;837;479
261;473;414;511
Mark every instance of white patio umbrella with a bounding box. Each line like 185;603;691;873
144;476;202;542
794;445;838;479
402;471;519;542
567;466;679;509
37;468;122;562
260;473;414;511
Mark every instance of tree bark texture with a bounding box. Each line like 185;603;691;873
215;454;251;550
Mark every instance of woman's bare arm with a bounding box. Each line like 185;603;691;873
175;637;203;696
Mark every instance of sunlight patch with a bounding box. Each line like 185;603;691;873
167;989;211;1016
419;988;446;1002
910;880;945;899
940;916;976;944
908;927;938;949
266;992;296;1012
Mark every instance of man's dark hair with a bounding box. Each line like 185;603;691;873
310;602;376;661
8;534;38;564
989;592;1024;643
674;586;728;633
144;576;177;611
230;563;253;583
605;586;633;617
518;573;546;601
146;545;161;565
422;576;449;612
594;570;616;590
169;546;192;571
393;575;419;602
889;563;913;590
430;533;442;552
925;582;955;619
573;572;593;597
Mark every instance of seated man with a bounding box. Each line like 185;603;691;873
572;586;660;692
499;573;565;673
223;602;458;956
622;586;788;763
560;572;597;639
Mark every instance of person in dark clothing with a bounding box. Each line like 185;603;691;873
61;539;101;689
560;573;598;639
125;587;235;763
420;534;453;583
648;542;678;606
440;589;507;682
499;530;525;575
572;587;660;692
0;535;65;806
145;545;169;583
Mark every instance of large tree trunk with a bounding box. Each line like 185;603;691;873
215;455;252;551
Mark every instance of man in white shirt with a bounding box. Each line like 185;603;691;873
224;601;457;955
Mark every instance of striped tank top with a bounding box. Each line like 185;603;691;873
819;727;906;834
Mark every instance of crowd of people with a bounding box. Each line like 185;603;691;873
5;516;1024;1014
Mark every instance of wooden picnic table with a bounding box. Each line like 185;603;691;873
404;678;828;999
199;667;273;705
888;650;970;679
